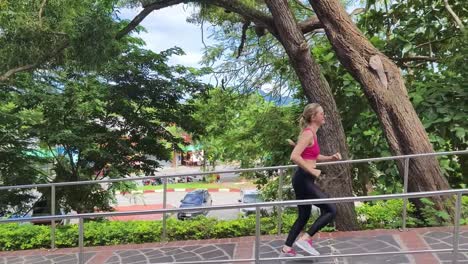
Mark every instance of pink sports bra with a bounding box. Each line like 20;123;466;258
301;128;320;160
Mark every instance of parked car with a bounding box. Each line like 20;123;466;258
238;190;269;217
176;176;194;183
142;178;162;186
177;189;212;220
6;197;68;225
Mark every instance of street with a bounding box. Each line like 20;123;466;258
114;190;244;220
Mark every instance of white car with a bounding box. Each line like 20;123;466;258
238;190;270;217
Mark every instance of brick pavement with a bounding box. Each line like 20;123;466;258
111;205;175;221
0;226;467;264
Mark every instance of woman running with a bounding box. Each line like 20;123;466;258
281;103;341;257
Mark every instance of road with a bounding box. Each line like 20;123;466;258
112;164;262;221
114;191;244;220
153;164;241;183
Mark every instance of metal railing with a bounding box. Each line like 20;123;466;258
0;150;467;258
0;189;466;264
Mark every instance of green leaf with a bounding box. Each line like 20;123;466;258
454;127;466;140
402;43;412;55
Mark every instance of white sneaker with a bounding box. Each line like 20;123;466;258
295;239;320;256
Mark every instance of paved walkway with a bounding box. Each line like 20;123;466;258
0;227;467;264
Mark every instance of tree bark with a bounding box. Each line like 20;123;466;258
265;0;358;231
307;0;451;211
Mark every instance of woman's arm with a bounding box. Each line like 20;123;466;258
290;131;321;178
317;153;342;162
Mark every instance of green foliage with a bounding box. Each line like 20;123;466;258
418;198;453;227
2;196;467;251
190;0;467;197
190;88;297;173
0;0;214;215
355;0;468;189
0;223;51;250
462;195;468;226
0;0;126;75
356;199;417;229
0;87;47;215
259;170;295;201
0;212;334;250
356;196;468;229
0;44;209;213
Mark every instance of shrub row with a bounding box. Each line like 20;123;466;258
1;197;466;251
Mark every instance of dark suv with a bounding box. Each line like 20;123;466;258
177;190;212;220
8;197;67;225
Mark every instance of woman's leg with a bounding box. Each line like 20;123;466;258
285;204;311;247
306;183;337;237
284;168;310;247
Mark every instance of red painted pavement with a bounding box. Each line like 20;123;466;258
110;204;175;221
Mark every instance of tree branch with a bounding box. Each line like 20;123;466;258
237;20;251;58
298;16;322;34
443;0;465;31
210;0;276;32
2;0;275;81
292;0;313;12
0;64;37;82
298;8;364;35
0;40;69;82
115;0;185;40
415;35;459;48
395;56;438;63
2;0;316;81
38;0;47;27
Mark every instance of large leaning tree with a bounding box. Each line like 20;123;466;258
120;0;453;217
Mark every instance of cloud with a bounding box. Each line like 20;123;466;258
117;4;212;68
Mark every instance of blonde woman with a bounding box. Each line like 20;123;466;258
281;103;341;257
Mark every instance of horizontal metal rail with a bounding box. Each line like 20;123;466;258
1;149;467;263
0;189;466;264
0;189;466;223
151;249;466;264
1;150;466;190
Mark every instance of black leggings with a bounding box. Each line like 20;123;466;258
285;168;337;247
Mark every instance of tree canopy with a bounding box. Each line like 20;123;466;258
0;0;204;213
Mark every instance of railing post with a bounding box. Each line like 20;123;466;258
277;169;283;236
78;217;84;264
255;206;261;264
51;184;56;249
162;176;168;241
401;158;409;231
452;193;462;264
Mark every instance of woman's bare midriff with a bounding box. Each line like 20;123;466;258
304;159;317;169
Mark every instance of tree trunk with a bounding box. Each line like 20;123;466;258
307;0;451;211
265;0;358;231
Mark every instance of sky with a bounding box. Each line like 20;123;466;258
115;3;293;97
117;4;212;68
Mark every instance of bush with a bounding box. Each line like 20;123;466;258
356;199;418;229
418;196;468;227
204;174;219;183
2;198;464;251
463;196;468;225
0;212;336;251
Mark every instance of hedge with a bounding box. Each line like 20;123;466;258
2;197;466;251
0;213;318;251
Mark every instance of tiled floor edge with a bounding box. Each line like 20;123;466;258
397;229;440;264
